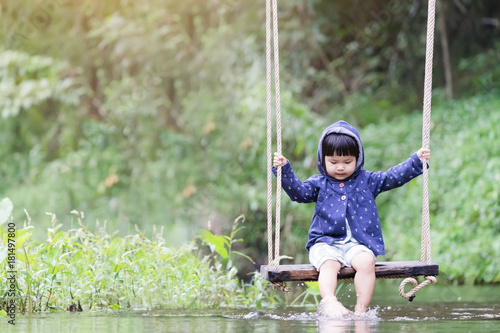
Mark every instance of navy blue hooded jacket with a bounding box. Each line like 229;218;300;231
273;121;424;256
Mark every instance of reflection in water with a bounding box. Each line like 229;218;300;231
1;305;499;333
2;290;500;333
318;317;376;333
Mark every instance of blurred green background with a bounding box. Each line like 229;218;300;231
1;0;499;284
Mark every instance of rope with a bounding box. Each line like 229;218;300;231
420;0;435;265
399;276;437;301
265;0;282;268
272;0;282;269
263;0;438;298
272;281;291;294
399;0;437;300
265;0;273;267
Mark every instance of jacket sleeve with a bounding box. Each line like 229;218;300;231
272;162;319;203
366;153;426;197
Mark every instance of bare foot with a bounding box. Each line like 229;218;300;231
318;296;349;318
353;304;368;317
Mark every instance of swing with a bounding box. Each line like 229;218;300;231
261;0;439;300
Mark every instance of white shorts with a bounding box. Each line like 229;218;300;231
309;241;376;270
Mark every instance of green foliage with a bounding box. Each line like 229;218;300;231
273;1;500;121
290;281;346;307
0;207;282;313
0;0;499;286
0;1;276;245
256;92;500;285
361;92;500;284
0;50;79;118
199;215;254;269
0;198;13;226
458;43;500;93
291;281;321;307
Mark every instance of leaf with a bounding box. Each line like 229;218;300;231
13;226;35;251
0;198;13;226
199;230;229;260
304;281;321;295
232;250;255;264
52;230;67;243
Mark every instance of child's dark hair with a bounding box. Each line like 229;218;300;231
322;133;359;167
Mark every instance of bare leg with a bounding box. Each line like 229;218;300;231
350;252;376;316
317;260;349;318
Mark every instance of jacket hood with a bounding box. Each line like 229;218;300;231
317;120;364;180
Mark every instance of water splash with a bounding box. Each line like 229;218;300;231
241;307;380;322
242;310;318;321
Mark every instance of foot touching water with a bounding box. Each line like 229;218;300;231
318;296;349;318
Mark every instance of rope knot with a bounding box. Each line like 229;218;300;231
272;282;291;294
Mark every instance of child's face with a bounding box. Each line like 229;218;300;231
324;153;357;181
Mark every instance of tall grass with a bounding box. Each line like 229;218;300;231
0;207;284;313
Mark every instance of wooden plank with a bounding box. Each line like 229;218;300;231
260;261;439;283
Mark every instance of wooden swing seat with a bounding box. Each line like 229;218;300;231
260;261;439;283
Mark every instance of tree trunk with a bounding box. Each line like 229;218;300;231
438;2;454;100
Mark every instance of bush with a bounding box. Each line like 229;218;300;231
361;92;500;284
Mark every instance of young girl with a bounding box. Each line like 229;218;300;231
273;120;430;317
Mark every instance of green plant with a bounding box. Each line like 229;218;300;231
362;92;500;284
0;203;285;313
290;281;345;307
199;215;254;269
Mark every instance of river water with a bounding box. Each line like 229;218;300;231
2;282;499;332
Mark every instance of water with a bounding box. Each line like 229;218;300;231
2;283;499;332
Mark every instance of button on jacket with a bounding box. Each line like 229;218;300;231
272;121;425;256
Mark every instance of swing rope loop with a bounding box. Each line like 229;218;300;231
399;276;437;301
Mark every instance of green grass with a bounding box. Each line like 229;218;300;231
0;208;284;313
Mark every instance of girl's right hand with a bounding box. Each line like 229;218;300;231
273;152;288;167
